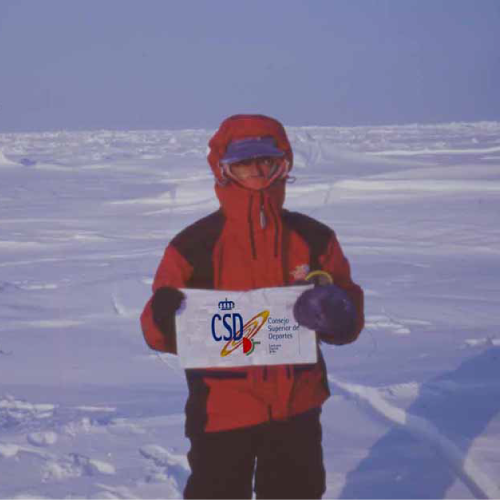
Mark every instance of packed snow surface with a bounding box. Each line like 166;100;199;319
1;122;500;498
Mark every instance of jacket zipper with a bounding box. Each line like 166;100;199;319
248;195;257;260
269;203;280;258
249;193;279;259
259;190;267;229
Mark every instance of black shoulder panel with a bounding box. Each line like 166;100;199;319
282;210;333;269
170;210;225;289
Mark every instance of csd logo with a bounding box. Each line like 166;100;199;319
211;315;244;342
211;299;267;356
211;298;244;342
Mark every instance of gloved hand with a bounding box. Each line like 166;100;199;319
293;284;357;344
151;286;186;335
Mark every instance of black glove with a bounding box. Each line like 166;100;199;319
151;286;186;335
293;284;357;344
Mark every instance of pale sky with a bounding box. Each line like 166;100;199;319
1;0;499;132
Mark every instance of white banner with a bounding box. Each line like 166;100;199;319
176;286;317;369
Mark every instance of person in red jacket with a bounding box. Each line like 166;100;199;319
141;114;364;499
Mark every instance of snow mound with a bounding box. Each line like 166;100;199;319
0;149;17;166
0;443;20;458
27;431;58;447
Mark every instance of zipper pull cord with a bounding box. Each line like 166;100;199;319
268;203;280;258
248;195;257;260
259;191;267;229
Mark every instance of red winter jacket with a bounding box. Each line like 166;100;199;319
141;115;364;436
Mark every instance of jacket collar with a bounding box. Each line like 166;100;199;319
215;181;286;228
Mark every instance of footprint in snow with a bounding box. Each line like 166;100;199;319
140;444;190;486
42;453;115;482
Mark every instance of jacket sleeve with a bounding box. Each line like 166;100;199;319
140;245;193;353
317;234;364;345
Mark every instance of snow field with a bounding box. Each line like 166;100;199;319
0;121;499;498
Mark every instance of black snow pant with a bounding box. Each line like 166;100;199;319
184;408;326;499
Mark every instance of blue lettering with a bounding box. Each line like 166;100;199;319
212;312;246;342
211;314;222;341
222;314;233;341
233;314;244;341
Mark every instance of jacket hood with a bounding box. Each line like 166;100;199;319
208;114;293;182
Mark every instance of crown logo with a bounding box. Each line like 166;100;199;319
218;298;235;311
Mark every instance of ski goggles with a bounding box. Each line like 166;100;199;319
219;156;290;190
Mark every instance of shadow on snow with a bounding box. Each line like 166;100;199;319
339;346;500;499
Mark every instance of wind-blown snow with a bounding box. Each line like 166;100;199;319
0;121;499;498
